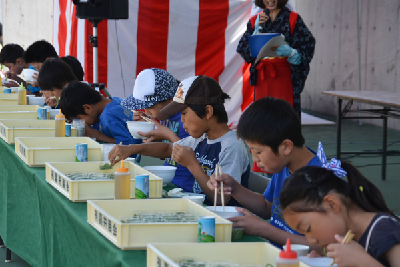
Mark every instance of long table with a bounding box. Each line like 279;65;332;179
0;139;264;267
322;90;400;180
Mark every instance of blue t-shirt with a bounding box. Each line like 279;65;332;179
162;112;194;187
263;148;322;246
99;97;142;147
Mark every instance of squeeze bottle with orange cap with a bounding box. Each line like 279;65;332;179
277;239;299;267
55;110;66;137
114;160;131;199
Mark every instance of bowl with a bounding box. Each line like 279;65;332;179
248;33;280;57
206;206;243;219
182;195;204;205
126;121;156;139
143;166;177;186
283;244;309;257
23;69;39;82
28;97;45;106
48;109;60;119
10;87;19;93
299;256;336;267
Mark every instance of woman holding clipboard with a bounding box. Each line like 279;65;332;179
237;0;315;118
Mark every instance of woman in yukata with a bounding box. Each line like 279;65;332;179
237;0;315;119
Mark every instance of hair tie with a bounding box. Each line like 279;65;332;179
317;142;347;178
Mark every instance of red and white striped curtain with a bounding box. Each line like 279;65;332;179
53;0;254;128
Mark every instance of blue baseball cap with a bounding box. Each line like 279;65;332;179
121;68;179;110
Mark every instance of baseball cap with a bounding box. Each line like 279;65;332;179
160;75;225;118
121;68;178;110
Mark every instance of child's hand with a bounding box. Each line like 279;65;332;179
327;234;371;267
45;97;57;108
132;111;146;121
171;144;197;168
229;208;264;236
138;120;175;143
108;144;134;165
207;173;239;195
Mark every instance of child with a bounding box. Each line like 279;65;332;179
60;56;84;81
279;151;400;267
207;97;323;250
109;75;250;206
37;58;78;108
24;40;58;95
0;43;27;88
120;68;195;189
59;81;142;148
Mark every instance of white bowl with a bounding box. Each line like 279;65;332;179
206;206;243;219
48;109;60;119
143;166;177;186
182;195;204;205
299;256;336;267
283;244;309;257
126;121;156;139
28;97;45;106
23;69;39;82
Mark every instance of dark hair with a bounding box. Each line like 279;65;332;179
254;0;289;9
61;56;84;81
60;81;103;121
188;92;230;123
279;163;399;220
237;97;304;154
25;40;58;63
38;58;78;91
0;44;24;64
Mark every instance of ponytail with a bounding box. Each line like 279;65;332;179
279;162;398;219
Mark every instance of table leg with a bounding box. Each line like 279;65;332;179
5;247;11;262
0;236;3;248
382;109;388;180
337;98;342;160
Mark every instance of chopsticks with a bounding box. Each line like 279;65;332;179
214;165;225;212
330;230;354;266
131;110;154;124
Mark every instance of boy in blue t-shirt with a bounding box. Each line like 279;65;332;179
109;76;250;206
59;81;141;150
120;68;194;190
207;97;323;252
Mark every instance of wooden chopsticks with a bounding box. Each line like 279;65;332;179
330;230;354;266
214;165;225;212
131;110;154;124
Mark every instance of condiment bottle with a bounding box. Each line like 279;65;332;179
277;239;299;267
17;85;27;105
114;160;131;199
55;110;66;137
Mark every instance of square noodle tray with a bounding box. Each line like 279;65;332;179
87;199;232;250
147;242;312;267
45;161;163;202
15;137;102;167
0;105;41;119
0;119;77;144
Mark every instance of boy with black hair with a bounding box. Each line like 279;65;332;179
60;56;84;81
60;81;142;147
0;44;27;88
38;58;78;108
207;97;323;251
109;76;250;206
24;40;59;95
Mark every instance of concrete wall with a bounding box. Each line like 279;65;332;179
295;0;400;130
1;0;53;49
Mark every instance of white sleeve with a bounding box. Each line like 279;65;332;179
217;140;249;184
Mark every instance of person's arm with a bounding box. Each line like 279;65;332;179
109;142;173;165
138;120;180;143
385;244;400;267
236;20;257;64
85;125;115;143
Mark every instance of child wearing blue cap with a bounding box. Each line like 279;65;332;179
120;68;194;190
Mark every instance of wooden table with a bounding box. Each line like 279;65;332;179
322;91;400;180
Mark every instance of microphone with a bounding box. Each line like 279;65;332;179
258;9;270;33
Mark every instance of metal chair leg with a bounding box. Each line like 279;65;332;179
5;247;11;262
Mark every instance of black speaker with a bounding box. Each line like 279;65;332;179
73;0;129;20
